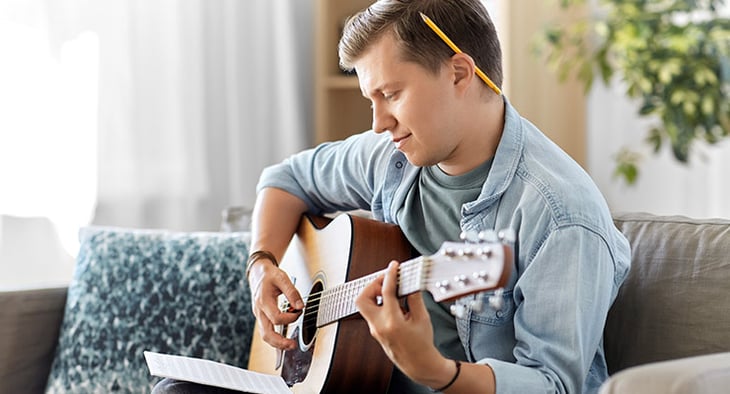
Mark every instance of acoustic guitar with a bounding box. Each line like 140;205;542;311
247;214;512;393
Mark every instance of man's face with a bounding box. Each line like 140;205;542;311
354;33;464;169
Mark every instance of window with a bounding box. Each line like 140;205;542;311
0;20;99;287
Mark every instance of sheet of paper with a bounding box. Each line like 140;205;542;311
144;351;292;394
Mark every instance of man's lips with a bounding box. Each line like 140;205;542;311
392;134;411;149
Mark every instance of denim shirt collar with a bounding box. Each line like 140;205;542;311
463;97;523;217
383;96;524;226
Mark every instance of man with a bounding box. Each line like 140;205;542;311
156;0;630;392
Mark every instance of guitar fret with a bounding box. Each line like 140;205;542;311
316;261;428;327
399;259;426;296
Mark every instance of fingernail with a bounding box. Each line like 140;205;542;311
295;300;304;309
285;305;302;314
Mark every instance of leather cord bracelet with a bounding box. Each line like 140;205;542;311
245;250;279;279
432;359;461;392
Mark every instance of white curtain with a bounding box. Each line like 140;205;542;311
0;0;312;287
91;0;311;231
587;3;730;219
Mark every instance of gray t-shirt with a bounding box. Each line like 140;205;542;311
389;159;492;393
398;159;493;254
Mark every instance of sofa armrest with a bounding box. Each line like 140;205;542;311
0;287;68;394
599;352;730;394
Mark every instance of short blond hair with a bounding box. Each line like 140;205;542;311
338;0;502;88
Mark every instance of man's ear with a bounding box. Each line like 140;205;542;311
450;53;476;93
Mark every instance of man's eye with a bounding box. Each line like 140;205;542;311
383;92;397;100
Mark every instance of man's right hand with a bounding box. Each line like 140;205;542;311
247;187;310;350
248;258;305;351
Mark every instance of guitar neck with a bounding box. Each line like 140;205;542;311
316;258;425;327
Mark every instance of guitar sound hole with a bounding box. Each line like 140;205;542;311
301;281;323;347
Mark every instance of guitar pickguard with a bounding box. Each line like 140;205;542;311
281;325;314;386
281;279;323;386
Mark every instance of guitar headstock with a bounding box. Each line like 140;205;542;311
422;236;513;303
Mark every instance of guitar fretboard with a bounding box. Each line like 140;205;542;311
316;257;428;327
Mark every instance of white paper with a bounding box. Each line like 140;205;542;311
144;351;292;394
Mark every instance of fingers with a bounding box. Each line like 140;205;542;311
256;313;297;350
380;261;403;313
250;264;303;350
404;291;429;323
274;268;305;311
253;266;303;322
248;258;304;310
356;268;385;320
356;260;403;324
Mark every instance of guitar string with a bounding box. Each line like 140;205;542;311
275;248;504;328
280;259;426;308
284;260;425;305
282;254;498;312
283;261;429;322
278;252;501;324
277;245;502;312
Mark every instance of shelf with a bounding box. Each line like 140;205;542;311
314;0;374;145
325;75;361;90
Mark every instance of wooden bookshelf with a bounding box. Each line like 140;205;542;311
314;0;374;144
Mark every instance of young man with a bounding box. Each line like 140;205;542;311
156;0;630;393
247;1;630;392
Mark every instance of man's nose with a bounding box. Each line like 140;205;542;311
372;102;396;134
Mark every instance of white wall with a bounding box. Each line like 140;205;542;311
587;4;730;219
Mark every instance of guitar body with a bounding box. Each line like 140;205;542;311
247;214;413;393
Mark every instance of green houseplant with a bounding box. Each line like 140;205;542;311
536;0;730;184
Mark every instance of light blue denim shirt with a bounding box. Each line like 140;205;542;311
257;98;631;394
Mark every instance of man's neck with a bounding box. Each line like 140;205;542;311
438;95;505;176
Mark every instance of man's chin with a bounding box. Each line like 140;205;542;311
402;154;435;168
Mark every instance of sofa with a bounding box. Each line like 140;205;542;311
1;212;729;393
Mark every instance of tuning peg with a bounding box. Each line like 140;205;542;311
435;280;450;294
449;303;467;318
475;246;493;259
488;288;505;311
453;274;469;287
457;248;474;258
470;298;484;313
478;230;499;243
442;247;457;258
498;228;516;244
459;230;480;243
472;270;490;282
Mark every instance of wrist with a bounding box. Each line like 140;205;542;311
429;359;461;392
245;250;279;279
414;356;459;392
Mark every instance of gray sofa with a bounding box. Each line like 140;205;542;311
601;213;730;392
1;212;729;393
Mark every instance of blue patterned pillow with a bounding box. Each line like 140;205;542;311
46;227;253;393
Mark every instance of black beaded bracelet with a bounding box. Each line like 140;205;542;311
433;359;461;392
245;250;278;279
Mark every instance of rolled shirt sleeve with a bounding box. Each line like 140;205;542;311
256;130;391;214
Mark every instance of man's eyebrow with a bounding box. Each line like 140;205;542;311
361;82;400;99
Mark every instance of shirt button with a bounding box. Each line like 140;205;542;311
395;161;403;169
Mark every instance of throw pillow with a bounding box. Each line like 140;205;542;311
45;226;253;393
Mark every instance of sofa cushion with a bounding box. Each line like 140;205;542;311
606;213;730;373
45;227;253;394
599;352;730;394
